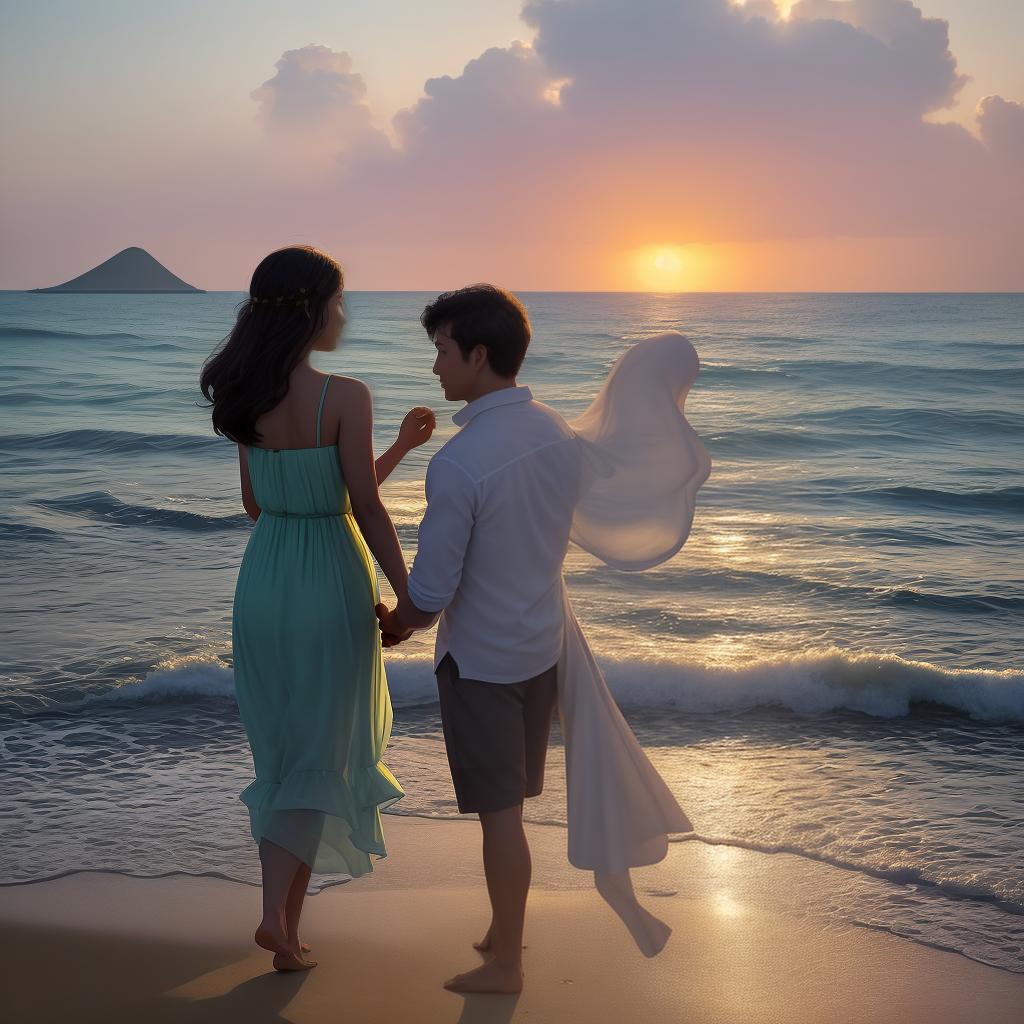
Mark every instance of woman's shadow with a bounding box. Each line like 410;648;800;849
162;966;309;1024
167;967;520;1024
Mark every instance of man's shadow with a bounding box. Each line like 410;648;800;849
455;992;520;1024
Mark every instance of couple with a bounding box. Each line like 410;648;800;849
200;244;710;994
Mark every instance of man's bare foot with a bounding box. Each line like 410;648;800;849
443;961;523;994
472;924;493;951
255;915;290;955
273;951;318;973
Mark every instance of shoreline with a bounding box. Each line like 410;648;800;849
6;809;1024;974
3;815;1022;1024
6;807;1022;973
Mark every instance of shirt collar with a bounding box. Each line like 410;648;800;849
452;385;533;427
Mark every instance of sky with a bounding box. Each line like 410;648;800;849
2;0;1022;291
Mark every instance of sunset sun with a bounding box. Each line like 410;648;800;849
653;250;682;272
631;245;696;292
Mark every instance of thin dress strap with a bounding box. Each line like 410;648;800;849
315;375;332;448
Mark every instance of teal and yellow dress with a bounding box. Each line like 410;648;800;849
231;375;403;876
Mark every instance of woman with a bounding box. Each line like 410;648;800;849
200;245;434;971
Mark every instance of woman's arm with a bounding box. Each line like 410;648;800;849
374;407;436;485
238;445;261;521
336;380;410;598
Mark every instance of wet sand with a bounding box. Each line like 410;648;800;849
2;815;1021;1023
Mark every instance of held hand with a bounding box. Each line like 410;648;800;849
375;603;413;648
397;407;436;453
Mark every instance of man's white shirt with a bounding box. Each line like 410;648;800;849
406;385;583;683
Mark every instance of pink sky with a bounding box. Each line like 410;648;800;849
3;0;1022;291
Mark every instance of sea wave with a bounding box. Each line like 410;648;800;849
88;658;236;704
569;565;1024;614
849;485;1024;516
824;525;962;548
899;338;1023;354
40;647;1024;724
32;491;247;531
704;480;1024;518
671;832;1024;915
706;426;913;456
785;406;1024;437
741;333;826;346
0;386;179;408
0;429;224;455
698;363;789;384
0;326;145;341
0;518;62;542
770;359;1024;388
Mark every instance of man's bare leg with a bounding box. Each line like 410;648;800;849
473;862;497;952
445;804;528;993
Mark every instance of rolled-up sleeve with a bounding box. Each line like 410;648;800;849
407;456;477;614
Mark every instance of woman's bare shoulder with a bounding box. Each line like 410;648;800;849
325;373;370;397
326;374;372;421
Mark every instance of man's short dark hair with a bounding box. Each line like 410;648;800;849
420;284;531;379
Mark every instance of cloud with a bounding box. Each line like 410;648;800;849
250;44;388;156
8;1;1020;289
324;0;1020;263
777;0;967;114
977;94;1024;173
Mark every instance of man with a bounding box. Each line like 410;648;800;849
376;284;583;995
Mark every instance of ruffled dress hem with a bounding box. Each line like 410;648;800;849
239;762;404;877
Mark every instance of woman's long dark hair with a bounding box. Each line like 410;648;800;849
200;245;344;445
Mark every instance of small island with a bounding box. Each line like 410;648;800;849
30;246;205;293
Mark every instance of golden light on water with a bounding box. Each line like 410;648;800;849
707;531;752;561
714;892;747;918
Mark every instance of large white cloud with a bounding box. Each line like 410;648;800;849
315;0;1021;263
251;44;388;158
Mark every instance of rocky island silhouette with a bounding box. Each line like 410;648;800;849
30;246;204;293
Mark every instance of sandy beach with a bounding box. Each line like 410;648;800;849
3;814;1021;1024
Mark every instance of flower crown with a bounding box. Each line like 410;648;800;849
250;287;312;307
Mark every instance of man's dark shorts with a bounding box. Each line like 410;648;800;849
435;652;558;815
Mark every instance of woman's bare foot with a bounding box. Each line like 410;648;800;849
443;961;523;994
299;940;312;953
255;914;290;955
472;924;494;952
273;951;318;973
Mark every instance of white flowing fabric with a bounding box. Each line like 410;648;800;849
556;332;711;956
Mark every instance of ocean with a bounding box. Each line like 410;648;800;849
1;291;1021;972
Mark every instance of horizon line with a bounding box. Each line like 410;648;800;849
5;289;1024;296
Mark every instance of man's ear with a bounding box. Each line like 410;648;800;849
471;344;489;373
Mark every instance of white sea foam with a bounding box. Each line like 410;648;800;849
89;648;1024;723
91;657;235;704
